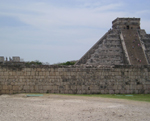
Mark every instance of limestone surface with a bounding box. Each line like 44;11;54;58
75;18;150;65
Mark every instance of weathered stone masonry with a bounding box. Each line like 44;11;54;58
0;65;150;94
75;18;150;66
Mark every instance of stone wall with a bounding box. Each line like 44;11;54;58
0;65;150;94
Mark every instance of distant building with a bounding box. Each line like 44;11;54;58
0;56;20;63
75;17;150;65
0;56;4;62
12;56;20;62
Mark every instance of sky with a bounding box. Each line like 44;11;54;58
0;0;150;64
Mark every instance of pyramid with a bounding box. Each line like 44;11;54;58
75;17;150;65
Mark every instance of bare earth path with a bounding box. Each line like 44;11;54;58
0;94;150;121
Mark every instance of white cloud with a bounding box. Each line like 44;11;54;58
0;1;124;29
0;0;150;63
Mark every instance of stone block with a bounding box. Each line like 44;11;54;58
44;86;52;90
4;72;8;76
29;86;35;90
12;72;16;76
41;68;45;71
137;85;142;89
134;90;139;94
50;68;55;72
19;76;24;79
53;86;58;90
19;85;23;90
146;85;150;89
45;72;49;76
5;90;10;94
70;72;76;76
118;85;122;90
120;90;125;94
65;85;70;90
125;85;129;90
131;81;136;85
39;72;42;76
115;90;120;94
26;68;31;71
9;90;13;94
30;90;36;93
34;85;38;90
144;90;150;94
36;68;41;71
100;90;105;94
39;90;44;93
49;72;55;76
81;90;86;94
35;72;39;76
1;90;6;94
58;68;63;72
0;72;3;76
26;72;30;76
0;68;3;72
129;85;132;90
3;85;8;90
104;90;109;94
81;85;86;90
13;86;19;90
132;85;136;89
40;76;45;79
31;72;35;76
24;86;29;90
8;85;12;90
125;90;130;94
55;72;59;76
94;90;100;94
77;86;82;90
71;85;76;90
66;72;70;76
42;72;46;76
109;90;114;94
77;90;82;94
64;90;69;94
113;85;117;90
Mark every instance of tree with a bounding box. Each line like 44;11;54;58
56;61;77;65
25;60;42;65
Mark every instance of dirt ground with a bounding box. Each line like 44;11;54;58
0;94;150;121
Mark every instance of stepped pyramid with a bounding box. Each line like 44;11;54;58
75;17;150;65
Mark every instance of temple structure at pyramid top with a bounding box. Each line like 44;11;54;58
112;18;140;29
75;17;150;65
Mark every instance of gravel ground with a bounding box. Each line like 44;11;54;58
0;94;150;121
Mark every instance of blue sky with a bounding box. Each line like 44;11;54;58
0;0;150;64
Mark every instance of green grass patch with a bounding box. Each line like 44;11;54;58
15;93;150;102
26;94;43;97
58;94;150;102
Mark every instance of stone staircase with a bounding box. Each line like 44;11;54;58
121;29;148;65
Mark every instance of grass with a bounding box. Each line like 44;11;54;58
58;94;150;102
16;93;150;102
